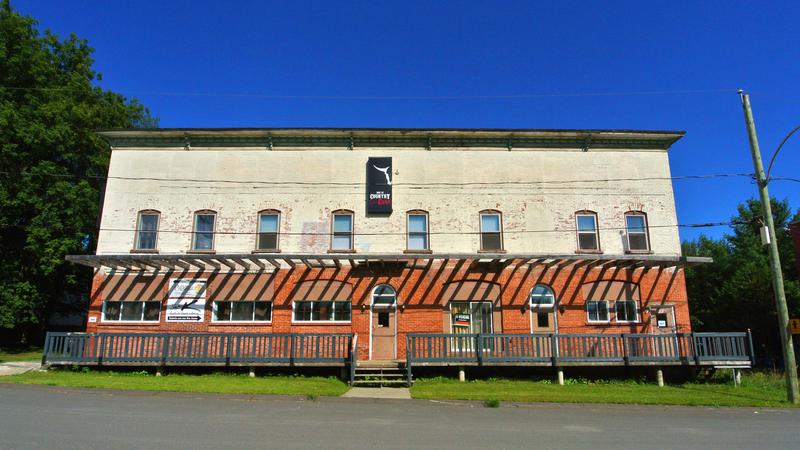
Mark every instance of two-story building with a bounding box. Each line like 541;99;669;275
54;128;754;382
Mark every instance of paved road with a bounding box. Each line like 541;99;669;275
0;384;797;449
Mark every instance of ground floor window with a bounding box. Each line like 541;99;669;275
293;301;351;322
213;301;272;322
103;300;161;322
586;300;609;323
450;301;492;334
614;300;638;323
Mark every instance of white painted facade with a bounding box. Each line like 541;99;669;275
96;129;683;256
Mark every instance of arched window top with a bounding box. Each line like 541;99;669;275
372;284;397;306
575;209;597;215
194;209;217;215
407;209;429;215
479;208;502;214
138;209;161;215
258;208;281;215
529;284;556;308
624;210;646;216
332;208;354;215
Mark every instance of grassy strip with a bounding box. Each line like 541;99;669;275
0;369;349;397
411;372;796;408
0;348;42;363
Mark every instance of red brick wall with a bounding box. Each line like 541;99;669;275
85;261;690;360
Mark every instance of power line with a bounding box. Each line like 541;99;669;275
0;86;738;100
1;221;743;236
0;170;757;187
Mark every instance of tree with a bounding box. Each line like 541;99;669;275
0;0;157;344
684;198;800;366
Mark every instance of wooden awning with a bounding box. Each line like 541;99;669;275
65;253;712;273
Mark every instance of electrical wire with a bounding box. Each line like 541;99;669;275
0;86;738;100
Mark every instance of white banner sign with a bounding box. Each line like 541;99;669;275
166;279;207;323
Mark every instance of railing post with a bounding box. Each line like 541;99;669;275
97;333;105;366
161;334;170;367
622;334;629;365
746;328;755;367
476;334;483;365
226;335;233;367
290;334;296;365
406;334;413;386
551;333;558;367
690;332;699;365
41;332;51;366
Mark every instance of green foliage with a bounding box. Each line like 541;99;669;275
683;198;800;364
483;398;500;408
0;1;156;342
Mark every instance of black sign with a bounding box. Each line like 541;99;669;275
367;157;392;214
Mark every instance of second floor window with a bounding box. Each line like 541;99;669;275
625;212;650;252
407;212;429;251
576;211;600;252
479;211;503;251
331;211;354;251
257;211;280;251
135;211;159;250
192;211;216;251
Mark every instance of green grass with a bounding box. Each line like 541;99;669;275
0;369;349;397
0;348;42;363
411;372;797;408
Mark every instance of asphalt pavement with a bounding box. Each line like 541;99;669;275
0;383;797;449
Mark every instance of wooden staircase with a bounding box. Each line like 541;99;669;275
352;361;408;387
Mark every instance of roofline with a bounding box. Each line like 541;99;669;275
97;127;685;150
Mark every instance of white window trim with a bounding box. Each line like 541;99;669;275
371;284;397;308
479;212;503;251
529;285;556;309
211;300;273;323
575;213;600;252
256;212;281;251
135;211;160;250
291;300;352;324
406;213;430;251
101;300;161;323
614;300;640;323
331;212;354;251
192;212;217;251
448;301;494;334
625;213;650;252
586;300;610;323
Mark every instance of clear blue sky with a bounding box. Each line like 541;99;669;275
16;0;799;242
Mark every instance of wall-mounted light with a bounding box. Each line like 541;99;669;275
360;304;367;312
559;305;566;314
399;304;405;312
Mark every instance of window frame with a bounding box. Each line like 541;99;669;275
212;300;273;323
586;300;610;323
614;300;639;323
529;284;556;309
101;300;161;323
449;301;494;334
372;284;397;308
624;211;651;253
406;210;430;252
191;210;217;252
292;300;352;323
575;210;601;253
478;210;504;252
329;209;355;252
133;210;160;252
255;209;281;252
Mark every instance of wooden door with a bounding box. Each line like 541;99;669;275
371;307;396;360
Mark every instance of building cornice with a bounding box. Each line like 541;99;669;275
96;128;685;151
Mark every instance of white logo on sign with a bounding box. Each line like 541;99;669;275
373;165;392;185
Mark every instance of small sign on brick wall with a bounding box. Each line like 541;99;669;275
166;279;207;322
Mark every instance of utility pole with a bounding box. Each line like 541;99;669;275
739;90;799;404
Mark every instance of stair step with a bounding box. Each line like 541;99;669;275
354;373;406;378
352;380;408;386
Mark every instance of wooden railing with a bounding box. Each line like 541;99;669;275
42;332;354;367
406;332;754;373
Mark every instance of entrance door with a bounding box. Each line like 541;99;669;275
371;307;396;360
